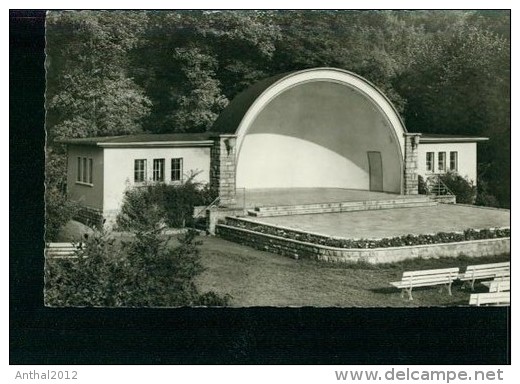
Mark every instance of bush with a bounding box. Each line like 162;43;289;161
45;228;231;307
418;175;428;194
224;218;510;249
116;174;216;231
45;147;79;241
45;186;79;242
438;171;476;204
475;176;501;208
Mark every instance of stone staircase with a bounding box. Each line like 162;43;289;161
247;196;437;217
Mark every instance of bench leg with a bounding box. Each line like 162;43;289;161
438;283;453;296
401;288;413;301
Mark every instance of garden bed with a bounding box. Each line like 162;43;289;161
223;217;510;249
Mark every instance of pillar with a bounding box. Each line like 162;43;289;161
403;133;421;195
210;134;237;206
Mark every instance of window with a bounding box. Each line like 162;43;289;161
438;152;446;172
88;159;93;184
426;152;435;172
76;157;82;182
76;157;93;185
134;159;147;182
153;159;165;182
171;158;183;182
450;151;458;171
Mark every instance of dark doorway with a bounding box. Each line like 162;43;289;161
367;151;383;191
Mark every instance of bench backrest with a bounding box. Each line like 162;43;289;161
402;267;460;279
396;267;460;287
469;292;510;306
462;262;510;279
45;242;84;258
487;280;510;293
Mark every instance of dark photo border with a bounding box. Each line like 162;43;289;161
9;9;510;365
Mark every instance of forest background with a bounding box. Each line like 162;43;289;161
45;10;510;209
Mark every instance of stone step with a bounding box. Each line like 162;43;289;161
253;196;433;212
247;199;437;217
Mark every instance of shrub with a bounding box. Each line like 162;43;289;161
438;171;476;204
475;177;501;208
45;147;79;241
418;175;428;194
45;185;79;242
116;173;216;231
45;228;231;307
224;218;509;249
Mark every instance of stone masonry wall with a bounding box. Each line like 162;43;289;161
216;224;510;264
403;133;421;195
210;134;237;206
74;206;104;228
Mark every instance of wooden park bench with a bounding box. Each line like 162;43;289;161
45;242;84;259
459;262;510;290
469;291;510;306
481;277;510;293
390;267;460;300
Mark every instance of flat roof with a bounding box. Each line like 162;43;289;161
419;133;489;143
57;131;489;147
57;132;219;148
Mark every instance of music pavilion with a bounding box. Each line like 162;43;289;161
59;68;487;226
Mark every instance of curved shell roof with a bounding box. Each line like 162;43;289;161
211;67;408;135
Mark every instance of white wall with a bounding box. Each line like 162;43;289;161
417;142;478;184
102;146;211;212
236;80;403;192
67;145;104;210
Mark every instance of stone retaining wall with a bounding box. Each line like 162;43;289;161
429;195;457;204
216;224;510;264
74;206;104;228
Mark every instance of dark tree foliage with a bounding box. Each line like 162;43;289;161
46;10;510;208
46;11;152;140
45;146;79;241
45;227;231;307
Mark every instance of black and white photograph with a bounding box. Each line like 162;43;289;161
10;7;512;367
42;10;510;308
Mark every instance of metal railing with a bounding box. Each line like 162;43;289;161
193;195;221;219
427;175;454;196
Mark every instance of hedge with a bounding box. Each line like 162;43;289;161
223;218;510;249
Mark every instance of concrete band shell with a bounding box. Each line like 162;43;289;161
221;68;407;193
233;68;407;156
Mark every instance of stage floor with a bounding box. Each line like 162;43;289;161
236;188;414;208
246;204;510;239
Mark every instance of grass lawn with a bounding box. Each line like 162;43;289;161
195;236;510;307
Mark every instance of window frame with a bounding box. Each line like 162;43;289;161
88;158;93;184
76;157;82;182
153;158;165;182
171;158;183;182
134;159;147;183
426;152;435;173
449;151;458;172
438;151;446;173
76;156;94;186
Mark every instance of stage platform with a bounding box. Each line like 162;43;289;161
228;188;510;240
235;188;420;208
245;204;510;239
